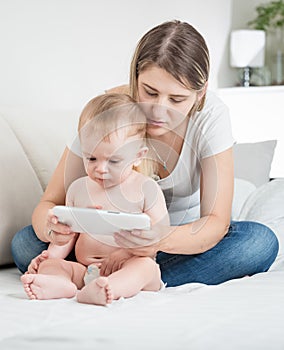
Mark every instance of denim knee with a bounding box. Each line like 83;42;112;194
230;221;279;273
157;220;279;287
11;225;48;273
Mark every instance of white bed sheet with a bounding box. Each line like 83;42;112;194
1;180;284;350
1;260;284;350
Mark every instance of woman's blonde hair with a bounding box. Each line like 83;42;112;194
129;20;210;112
78;93;153;176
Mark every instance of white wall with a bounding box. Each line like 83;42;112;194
0;0;231;112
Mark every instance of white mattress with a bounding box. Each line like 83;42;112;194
1;258;284;349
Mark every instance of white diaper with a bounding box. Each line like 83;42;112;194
159;281;166;291
84;264;100;285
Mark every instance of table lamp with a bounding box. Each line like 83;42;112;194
230;29;266;87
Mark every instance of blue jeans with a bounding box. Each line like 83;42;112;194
11;221;279;286
11;225;75;274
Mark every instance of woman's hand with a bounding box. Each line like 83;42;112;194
46;209;76;246
113;224;171;256
47;204;103;245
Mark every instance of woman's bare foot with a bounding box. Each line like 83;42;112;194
21;274;77;300
77;277;113;306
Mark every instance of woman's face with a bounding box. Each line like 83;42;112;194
137;65;202;137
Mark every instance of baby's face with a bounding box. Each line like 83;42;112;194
82;132;144;189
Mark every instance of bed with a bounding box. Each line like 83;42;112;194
1;100;284;349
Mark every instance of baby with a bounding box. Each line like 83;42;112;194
21;93;169;305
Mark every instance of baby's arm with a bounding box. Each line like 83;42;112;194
47;233;78;259
27;234;78;274
143;178;170;226
45;184;79;259
27;180;84;274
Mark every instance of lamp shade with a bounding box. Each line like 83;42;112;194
230;30;266;68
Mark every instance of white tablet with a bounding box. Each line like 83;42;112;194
52;206;151;236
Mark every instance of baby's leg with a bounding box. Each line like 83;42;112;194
77;257;161;306
21;258;86;300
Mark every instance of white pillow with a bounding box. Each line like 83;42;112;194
238;178;284;259
233;140;277;187
231;178;256;221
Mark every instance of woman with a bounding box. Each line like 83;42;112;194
12;20;279;286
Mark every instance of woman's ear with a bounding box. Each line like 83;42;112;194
133;146;148;167
198;82;208;101
196;82;208;111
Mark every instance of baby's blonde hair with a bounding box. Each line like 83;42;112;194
78;93;146;137
78;93;153;176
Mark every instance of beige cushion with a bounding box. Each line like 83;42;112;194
2;108;79;189
0;117;43;265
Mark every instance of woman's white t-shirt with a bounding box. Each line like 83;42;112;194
68;90;234;226
156;91;234;225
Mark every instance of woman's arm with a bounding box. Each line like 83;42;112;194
160;147;234;254
32;147;86;242
115;148;234;256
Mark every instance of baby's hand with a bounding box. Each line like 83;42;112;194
100;249;132;276
27;250;49;274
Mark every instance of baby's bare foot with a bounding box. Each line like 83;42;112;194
21;274;77;300
77;277;113;306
